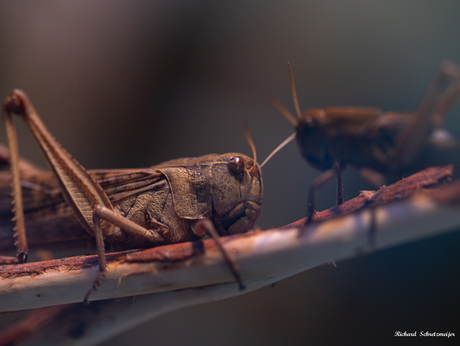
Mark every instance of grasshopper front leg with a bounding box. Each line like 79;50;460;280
2;90;171;301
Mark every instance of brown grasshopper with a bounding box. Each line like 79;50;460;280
1;90;263;301
270;61;460;223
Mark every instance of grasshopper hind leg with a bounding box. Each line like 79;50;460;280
394;61;460;167
1;95;28;264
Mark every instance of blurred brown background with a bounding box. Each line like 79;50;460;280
0;1;459;345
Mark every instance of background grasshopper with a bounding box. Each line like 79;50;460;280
1;90;263;300
271;61;460;222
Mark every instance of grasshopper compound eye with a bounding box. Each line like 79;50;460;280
228;156;245;181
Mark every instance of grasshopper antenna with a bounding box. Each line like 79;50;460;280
260;132;296;168
269;96;298;127
268;62;303;127
287;62;302;119
242;123;258;173
262;62;303;169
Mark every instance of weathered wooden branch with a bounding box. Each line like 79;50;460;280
0;165;459;345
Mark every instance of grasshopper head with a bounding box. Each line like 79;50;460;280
211;153;263;235
296;108;334;171
269;63;333;171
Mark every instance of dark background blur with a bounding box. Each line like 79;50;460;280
1;1;459;345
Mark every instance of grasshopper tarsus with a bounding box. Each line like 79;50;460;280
83;270;106;305
17;251;28;264
298;212;315;239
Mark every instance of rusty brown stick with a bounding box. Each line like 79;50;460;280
0;165;458;313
